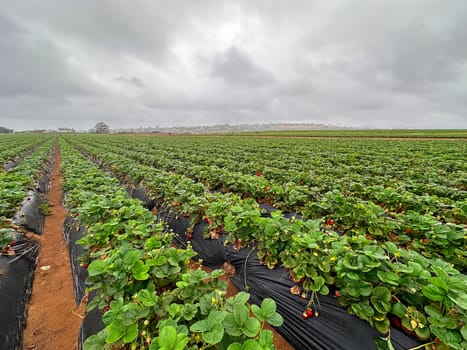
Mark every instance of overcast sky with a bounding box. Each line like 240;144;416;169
1;1;467;130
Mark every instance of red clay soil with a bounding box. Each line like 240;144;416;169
23;148;85;350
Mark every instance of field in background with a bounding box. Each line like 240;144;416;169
233;129;467;138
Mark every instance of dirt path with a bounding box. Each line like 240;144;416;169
23;147;84;350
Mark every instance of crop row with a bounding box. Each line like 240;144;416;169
62;136;467;349
74;135;466;191
0;138;54;226
66;135;466;225
59;139;284;350
0;134;52;170
64;136;466;271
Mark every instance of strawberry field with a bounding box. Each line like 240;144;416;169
1;133;466;349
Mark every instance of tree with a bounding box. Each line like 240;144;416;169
94;122;110;134
0;127;13;134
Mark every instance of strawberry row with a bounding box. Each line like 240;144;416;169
65;136;466;270
74;134;465;193
0;134;53;171
59;139;283;350
70;133;467;227
0;138;54;226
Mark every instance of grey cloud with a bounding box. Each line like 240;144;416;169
1;1;467;130
0;12;101;98
210;47;275;87
3;1;179;64
116;76;145;89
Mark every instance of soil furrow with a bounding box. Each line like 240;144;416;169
23;146;84;350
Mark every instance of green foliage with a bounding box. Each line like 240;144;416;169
61;134;467;349
60;141;284;350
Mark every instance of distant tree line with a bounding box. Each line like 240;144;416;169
0;127;13;134
94;122;110;134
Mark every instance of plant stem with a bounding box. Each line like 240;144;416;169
243;244;257;291
408;341;435;350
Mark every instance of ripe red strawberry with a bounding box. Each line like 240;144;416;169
182;213;189;218
306;309;313;317
335;290;340;298
302;311;309;319
10;241;16;246
389;315;401;328
205;217;211;225
326;219;334;225
81;263;89;269
405;228;412;234
422;238;429;244
187;232;193;240
264;186;271;192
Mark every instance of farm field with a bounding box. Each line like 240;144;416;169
237;129;467;138
0;132;466;349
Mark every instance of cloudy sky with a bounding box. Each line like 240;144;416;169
1;0;467;130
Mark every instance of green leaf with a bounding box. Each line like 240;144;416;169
431;327;462;349
376;271;399;286
266;312;284;327
243;317;261;338
224;314;242;336
202;323;224;345
448;290;467;310
371;286;392;314
83;330;108;350
258;298;276;319
240;339;262;350
199;293;214;315
252;298;284;327
131;260;150;280
320;284;330;295
124;250;141;266
234;305;249;326
158;326;177;348
208;310;227;327
461;325;467;341
169;303;182;318
310;276;325;292
374;318;390;334
422;284;446;301
182;303;198;321
122;323;138;343
234;292;251;305
258;329;274;347
190;320;210;333
227;343;242;350
414;325;431;341
106;319;126;343
87;260;106;276
138;289;158;307
374;336;395;350
391;303;407;318
350;302;374;320
157;326;189;350
429;276;449;292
